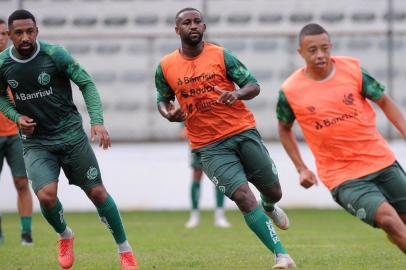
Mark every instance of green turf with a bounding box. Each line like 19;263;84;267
0;209;404;269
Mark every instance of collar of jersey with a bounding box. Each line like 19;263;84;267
9;40;41;63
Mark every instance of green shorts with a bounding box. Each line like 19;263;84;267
331;161;406;227
0;135;27;178
23;135;103;193
190;151;202;170
194;128;279;198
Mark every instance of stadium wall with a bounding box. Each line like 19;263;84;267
0;141;405;212
1;0;405;142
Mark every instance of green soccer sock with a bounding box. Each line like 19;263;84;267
40;199;67;234
244;206;287;255
191;181;201;210
260;193;275;212
20;216;32;234
96;194;127;244
215;187;225;208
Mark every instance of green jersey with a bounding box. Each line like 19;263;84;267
0;40;103;144
276;68;385;124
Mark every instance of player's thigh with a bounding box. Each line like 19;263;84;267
196;139;247;198
332;179;386;227
237;129;279;189
5;135;27;177
375;161;406;215
60;137;102;190
23;145;60;193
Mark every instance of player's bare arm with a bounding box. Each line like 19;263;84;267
374;94;406;140
91;124;111;150
158;100;187;122
278;121;318;188
214;83;260;105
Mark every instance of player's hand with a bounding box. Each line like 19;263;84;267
166;103;187;122
91;124;111;150
17;115;36;135
299;168;318;189
214;86;239;105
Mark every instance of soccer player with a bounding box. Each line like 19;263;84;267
156;8;296;269
0;10;138;269
0;18;33;246
180;126;231;228
277;23;406;253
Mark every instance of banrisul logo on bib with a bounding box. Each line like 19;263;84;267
86;166;98;180
38;72;50;86
8;80;18;89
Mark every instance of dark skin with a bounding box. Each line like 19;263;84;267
158;10;260;122
7;18;111;211
158;10;283;217
7;18;111;149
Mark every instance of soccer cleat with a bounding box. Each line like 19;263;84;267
21;232;34;246
185;212;200;228
214;216;231;228
272;253;296;269
266;205;290;230
57;237;74;269
119;251;138;270
0;234;3;245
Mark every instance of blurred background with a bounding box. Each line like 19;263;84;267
0;0;405;212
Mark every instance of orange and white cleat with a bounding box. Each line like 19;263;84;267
57;237;75;269
120;251;138;270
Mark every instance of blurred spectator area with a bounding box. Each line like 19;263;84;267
1;0;405;141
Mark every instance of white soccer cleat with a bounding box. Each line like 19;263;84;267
266;205;290;230
185;211;200;229
272;253;296;269
214;216;231;228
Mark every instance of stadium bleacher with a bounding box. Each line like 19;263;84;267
1;0;405;140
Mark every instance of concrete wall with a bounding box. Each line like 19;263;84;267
0;141;404;212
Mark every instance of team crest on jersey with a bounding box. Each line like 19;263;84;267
8;80;18;89
38;72;51;86
86;166;98;180
343;93;354;105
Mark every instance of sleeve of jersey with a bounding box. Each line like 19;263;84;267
361;68;385;101
53;46;104;125
0;71;21;123
0;94;21;123
155;63;175;103
276;90;295;124
223;48;258;88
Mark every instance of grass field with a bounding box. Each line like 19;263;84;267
0;209;405;270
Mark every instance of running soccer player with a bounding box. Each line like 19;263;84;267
0;18;33;246
180;126;231;228
0;10;138;269
156;7;296;269
277;23;406;253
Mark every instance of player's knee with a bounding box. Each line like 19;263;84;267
377;214;401;235
261;185;282;203
13;177;29;193
38;193;57;208
231;187;257;213
86;185;108;205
